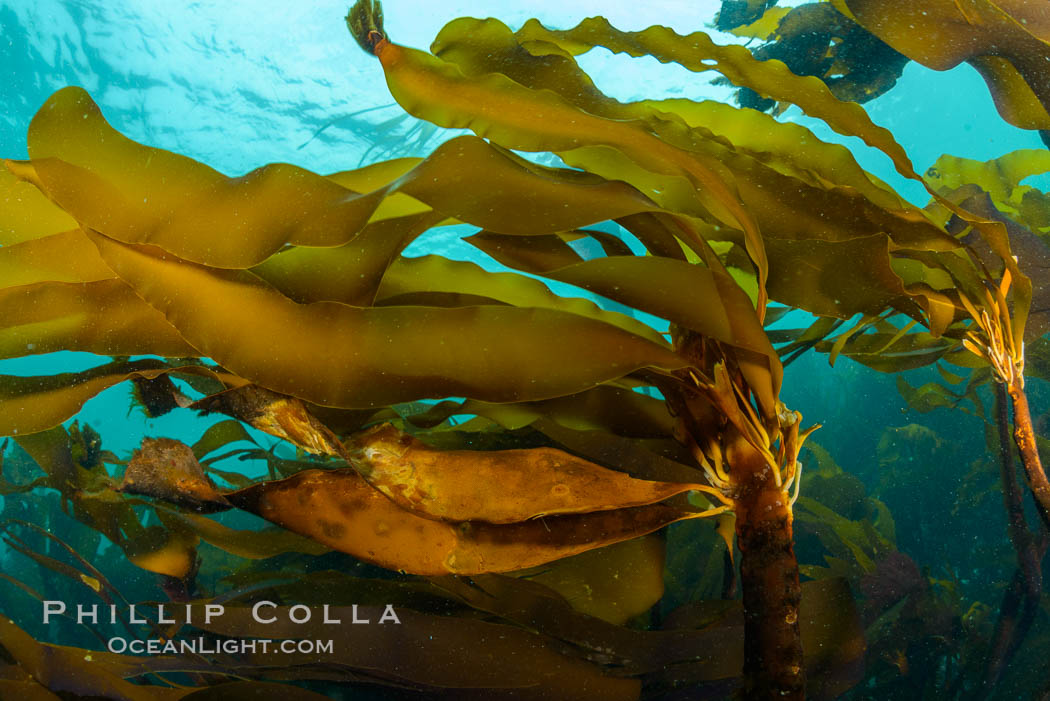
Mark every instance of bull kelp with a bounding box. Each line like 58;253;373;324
1;0;1049;699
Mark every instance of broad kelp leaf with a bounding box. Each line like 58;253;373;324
89;232;686;408
0;360;235;437
836;0;1050;129
225;468;705;575
0;165;77;245
0;228;114;287
0;279;196;361
17;88;666;268
345;423;706;523
375;254;668;345
430;21;955;253
814;329;955;372
118;437;231;513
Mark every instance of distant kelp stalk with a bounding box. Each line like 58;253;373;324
1;0;1047;700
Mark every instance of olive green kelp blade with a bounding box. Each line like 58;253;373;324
225;467;704;575
88;232;686;408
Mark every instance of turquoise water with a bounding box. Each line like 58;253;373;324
2;1;1049;699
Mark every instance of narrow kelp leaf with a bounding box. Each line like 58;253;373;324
0;279;196;361
190;420;258;460
155;509;329;560
225;467;706;575
18;88;665;268
375;254;668;345
449;242;779;377
0;228;114;288
118;437;231;513
345;423;708;523
0;165;77;245
191;385;345;458
835;0;1050;129
400;384;674;439
0;359;237;437
89;232;686;408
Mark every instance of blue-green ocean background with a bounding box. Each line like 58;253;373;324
1;0;1048;635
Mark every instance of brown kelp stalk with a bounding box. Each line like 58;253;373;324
960;270;1050;532
982;382;1045;693
663;329;817;701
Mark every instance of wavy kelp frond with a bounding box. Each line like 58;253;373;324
352;10;770;314
345;423;722;523
12;90;680;268
89;232;686;408
505;9;1035;328
834;0;1050;130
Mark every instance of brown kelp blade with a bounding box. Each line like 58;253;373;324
225;467;705;575
346;423;711;523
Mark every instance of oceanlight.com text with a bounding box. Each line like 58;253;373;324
106;636;335;655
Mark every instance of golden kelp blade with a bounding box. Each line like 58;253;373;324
89;232;685;408
346;423;712;523
18;88;661;268
225;468;704;575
